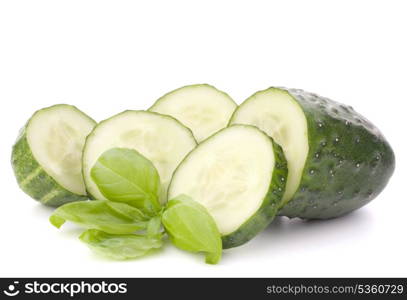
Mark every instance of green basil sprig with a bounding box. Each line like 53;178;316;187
50;148;222;264
90;148;161;215
79;229;163;260
162;195;222;264
50;200;149;234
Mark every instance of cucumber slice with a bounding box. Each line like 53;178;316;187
230;87;395;219
11;104;96;207
230;88;309;205
83;111;197;202
168;125;287;248
149;84;237;142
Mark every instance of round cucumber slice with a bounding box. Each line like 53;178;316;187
168;125;287;248
230;87;395;219
83;111;197;202
11;104;96;207
149;84;237;142
230;88;308;205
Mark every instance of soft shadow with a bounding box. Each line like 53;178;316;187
31;203;54;217
266;209;373;237
225;209;375;257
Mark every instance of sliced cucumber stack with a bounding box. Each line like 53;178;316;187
149;84;237;142
230;87;395;219
12;104;96;207
83;111;197;202
168;125;287;248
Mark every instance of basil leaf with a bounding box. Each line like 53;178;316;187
162;194;222;264
90;148;161;214
147;216;163;237
79;229;163;260
49;200;149;234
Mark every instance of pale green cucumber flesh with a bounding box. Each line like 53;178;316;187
11;104;96;207
230;87;395;219
149;84;237;143
82;110;197;202
229;88;308;205
168;125;287;248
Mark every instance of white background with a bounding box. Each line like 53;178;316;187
0;0;406;277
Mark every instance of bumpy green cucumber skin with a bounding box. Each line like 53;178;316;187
222;137;287;249
11;105;95;207
276;88;395;219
